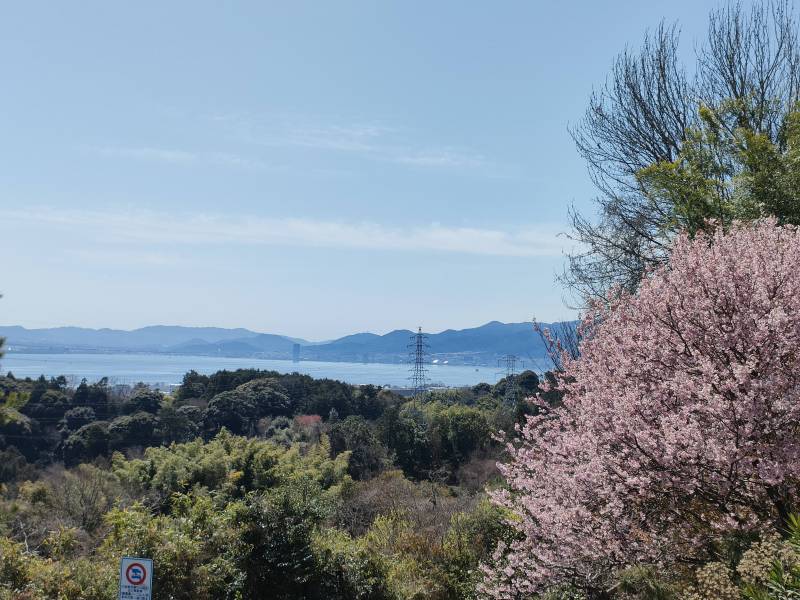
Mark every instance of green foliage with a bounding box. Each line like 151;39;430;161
312;527;393;599
438;500;517;598
566;516;800;600
0;367;510;600
239;478;333;598
613;566;678;599
0;535;115;600
111;430;349;506
638;102;800;237
0;427;507;600
102;498;245;599
538;586;588;600
202;378;292;437
379;400;494;481
379;404;432;479
0;391;29;427
174;368;401;423
429;403;490;468
492;369;540;402
0;393;42;461
0;367;504;476
330;415;387;480
204;389;259;435
0;447;35;484
740;515;800;600
60;406;96;432
0;537;28;591
233;378;291;416
21;389;69;421
71;378;111;420
175;369;208;402
122;389;163;414
62;421;109;465
108;411;160;451
157;403;201;443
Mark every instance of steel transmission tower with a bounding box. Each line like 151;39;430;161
408;327;429;398
498;354;521;405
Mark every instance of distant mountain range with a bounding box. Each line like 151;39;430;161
0;321;574;367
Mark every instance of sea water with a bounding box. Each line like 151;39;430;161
0;352;498;388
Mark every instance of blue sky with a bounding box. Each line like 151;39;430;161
0;1;719;340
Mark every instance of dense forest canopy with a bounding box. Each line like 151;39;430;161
0;365;546;599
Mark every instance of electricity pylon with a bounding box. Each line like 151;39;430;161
498;354;520;405
408;327;429;398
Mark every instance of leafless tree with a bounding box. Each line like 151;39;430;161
533;319;581;372
698;0;800;138
564;0;800;304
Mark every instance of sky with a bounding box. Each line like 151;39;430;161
0;0;722;340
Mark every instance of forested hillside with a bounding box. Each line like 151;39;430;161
0;367;547;599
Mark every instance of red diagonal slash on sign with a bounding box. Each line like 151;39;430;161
125;562;147;586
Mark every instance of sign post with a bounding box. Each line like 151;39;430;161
118;557;153;600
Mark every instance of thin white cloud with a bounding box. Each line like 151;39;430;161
90;114;497;174
280;123;391;152
1;207;567;258
96;146;197;164
91;146;277;172
64;248;186;267
221;113;491;171
392;148;486;169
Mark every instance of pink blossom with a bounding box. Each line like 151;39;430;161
482;220;800;596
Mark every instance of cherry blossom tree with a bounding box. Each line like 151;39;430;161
483;220;800;598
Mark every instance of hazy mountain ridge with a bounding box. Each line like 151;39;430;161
0;325;263;351
0;321;574;366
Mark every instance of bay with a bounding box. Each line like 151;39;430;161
0;352;498;389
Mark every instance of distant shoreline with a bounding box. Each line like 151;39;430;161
3;347;489;367
0;351;506;389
